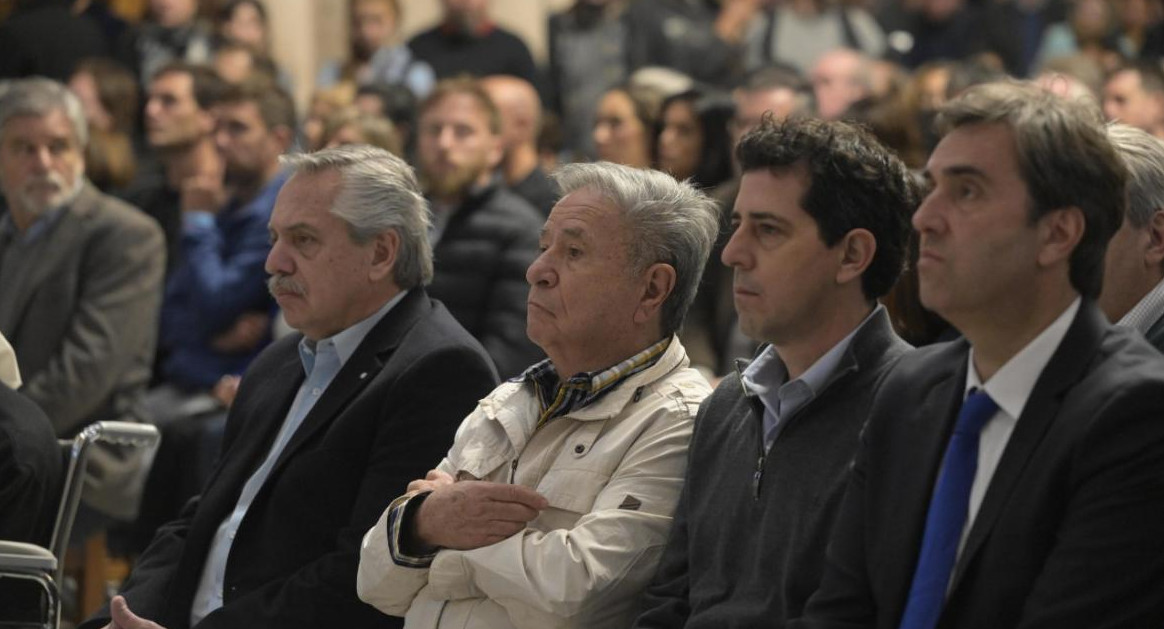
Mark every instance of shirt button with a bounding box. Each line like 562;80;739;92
312;387;321;396
228;531;235;540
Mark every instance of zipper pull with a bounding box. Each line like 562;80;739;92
752;455;764;501
510;458;519;484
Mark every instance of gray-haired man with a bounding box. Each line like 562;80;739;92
357;161;719;629
1099;123;1164;352
0;77;165;438
85;145;498;629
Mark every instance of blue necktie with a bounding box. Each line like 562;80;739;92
898;389;999;629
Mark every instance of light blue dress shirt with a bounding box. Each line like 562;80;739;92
741;305;882;451
189;290;407;624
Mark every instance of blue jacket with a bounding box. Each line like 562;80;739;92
159;171;287;389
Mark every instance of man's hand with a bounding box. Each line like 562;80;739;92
414;481;548;551
105;596;166;629
408;469;455;494
210;311;270;353
180;170;226;214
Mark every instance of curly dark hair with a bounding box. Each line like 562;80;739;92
736;115;919;300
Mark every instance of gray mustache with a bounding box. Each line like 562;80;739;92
268;275;306;297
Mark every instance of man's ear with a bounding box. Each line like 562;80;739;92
633;263;677;325
1036;206;1085;268
1144;209;1164;268
835;228;876;287
369;229;400;282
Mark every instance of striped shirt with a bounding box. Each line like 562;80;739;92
520;337;672;427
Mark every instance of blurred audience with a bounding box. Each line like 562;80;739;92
547;0;632;159
744;0;886;76
0;0;109;82
811;48;874;120
318;0;435;100
115;0;213;87
409;0;539;92
1103;60;1164;137
68;57;141;194
321;106;402;155
593;83;664;169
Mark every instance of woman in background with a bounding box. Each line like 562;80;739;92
655;87;735;189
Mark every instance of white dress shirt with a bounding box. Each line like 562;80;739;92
956;297;1081;559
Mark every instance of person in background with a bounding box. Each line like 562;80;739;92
655;87;735;190
115;0;214;87
1099;123;1164;352
0;78;165;438
68;57;141;194
408;0;539;92
317;0;435;100
594;83;665;170
480;74;558;216
413;77;543;378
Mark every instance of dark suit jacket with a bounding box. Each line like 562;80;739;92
0;182;165;437
1142;311;1164;354
82;289;499;629
795;301;1164;629
0;383;62;545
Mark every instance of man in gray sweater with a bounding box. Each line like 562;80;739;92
634;116;918;628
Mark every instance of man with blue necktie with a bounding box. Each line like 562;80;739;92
793;81;1164;629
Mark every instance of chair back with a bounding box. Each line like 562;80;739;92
48;422;159;586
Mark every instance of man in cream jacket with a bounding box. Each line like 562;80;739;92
357;161;720;628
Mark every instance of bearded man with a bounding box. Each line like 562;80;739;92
0;77;165;437
414;77;544;378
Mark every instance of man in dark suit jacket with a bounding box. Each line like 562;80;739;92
794;82;1164;629
83;144;499;629
1098;123;1164;353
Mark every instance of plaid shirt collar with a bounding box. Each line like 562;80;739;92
516;337;672;427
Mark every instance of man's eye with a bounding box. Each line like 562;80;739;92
567;247;582;258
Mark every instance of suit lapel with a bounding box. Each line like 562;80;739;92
265;290;430;478
949;302;1105;590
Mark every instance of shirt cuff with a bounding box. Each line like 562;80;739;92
182;211;216;231
387;492;439;568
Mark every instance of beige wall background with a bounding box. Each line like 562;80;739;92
269;0;573;112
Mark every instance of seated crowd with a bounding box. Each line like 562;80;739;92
2;0;1164;628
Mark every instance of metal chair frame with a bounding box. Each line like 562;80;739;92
0;421;160;629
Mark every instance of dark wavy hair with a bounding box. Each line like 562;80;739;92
736;115;919;300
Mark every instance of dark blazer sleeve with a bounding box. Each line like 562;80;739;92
193;343;497;629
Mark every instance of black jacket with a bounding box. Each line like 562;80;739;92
429;184;544;379
82;290;498;629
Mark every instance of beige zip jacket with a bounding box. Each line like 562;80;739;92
357;337;710;628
